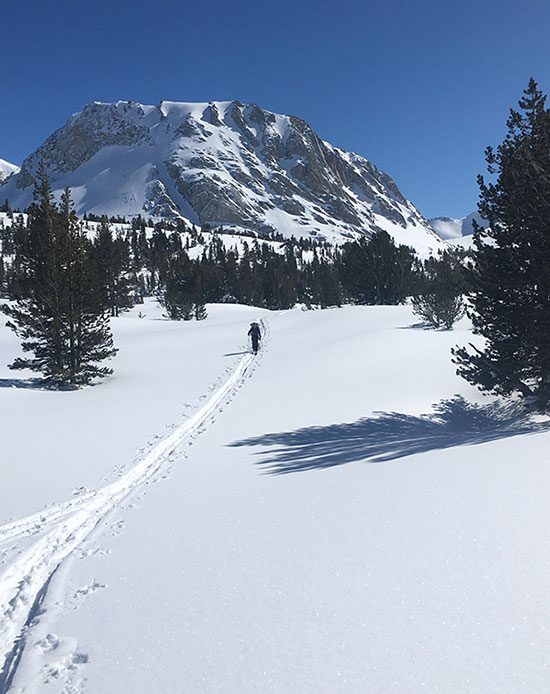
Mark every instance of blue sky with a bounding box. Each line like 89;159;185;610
1;0;549;218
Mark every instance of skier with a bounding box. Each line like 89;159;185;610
248;322;261;354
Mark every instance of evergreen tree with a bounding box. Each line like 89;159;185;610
412;249;466;329
92;219;136;316
57;190;118;383
339;231;416;305
1;166;117;385
453;79;550;407
158;251;196;320
193;273;208;320
194;301;208;321
0;257;5;297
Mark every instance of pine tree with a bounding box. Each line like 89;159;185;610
339;231;416;305
158;251;196;320
57;190;118;383
194;301;208;321
1;166;117;386
92;219;136;316
453;79;550;407
193;273;208;320
412;249;466;329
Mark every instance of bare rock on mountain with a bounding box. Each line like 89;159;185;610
0;99;444;253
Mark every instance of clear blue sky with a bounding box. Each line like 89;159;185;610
2;0;549;218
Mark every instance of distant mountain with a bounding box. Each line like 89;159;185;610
429;212;488;244
0;100;445;254
0;158;19;183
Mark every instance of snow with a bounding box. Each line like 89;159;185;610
2;301;550;693
0;101;448;256
0;158;19;183
430;212;489;247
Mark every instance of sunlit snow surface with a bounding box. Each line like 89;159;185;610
429;212;489;249
1;301;550;693
0;159;19;183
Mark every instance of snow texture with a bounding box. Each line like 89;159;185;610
0;159;19;184
1;301;550;693
429;211;489;248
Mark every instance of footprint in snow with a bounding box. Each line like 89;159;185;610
72;486;89;496
109;519;126;536
37;633;60;652
70;580;106;609
77;545;110;559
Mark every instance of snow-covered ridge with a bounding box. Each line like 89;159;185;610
0;158;19;184
429;212;488;240
429;212;490;250
0;100;445;255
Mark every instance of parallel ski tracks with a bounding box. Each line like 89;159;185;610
0;325;267;692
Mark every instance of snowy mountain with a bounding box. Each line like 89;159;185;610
0;157;19;183
0;100;444;253
429;211;489;246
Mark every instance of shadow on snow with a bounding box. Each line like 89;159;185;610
229;396;550;474
0;378;78;391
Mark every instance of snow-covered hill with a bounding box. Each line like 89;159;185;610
0;157;19;183
0;100;445;254
429;211;488;249
2;301;550;693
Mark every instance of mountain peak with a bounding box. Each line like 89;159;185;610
0;157;19;183
0;100;444;254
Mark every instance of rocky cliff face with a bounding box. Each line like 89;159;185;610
0;100;444;252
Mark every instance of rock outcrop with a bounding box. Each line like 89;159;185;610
0;100;444;252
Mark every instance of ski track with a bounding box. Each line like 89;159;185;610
0;320;268;692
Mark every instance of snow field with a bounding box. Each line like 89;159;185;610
0;301;268;691
2;302;550;693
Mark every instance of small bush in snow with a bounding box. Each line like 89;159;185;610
412;291;465;329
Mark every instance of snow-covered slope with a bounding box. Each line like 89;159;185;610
0;100;445;254
429;211;488;245
2;301;550;692
0;158;19;183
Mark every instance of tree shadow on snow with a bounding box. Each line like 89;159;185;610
398;322;446;331
229;396;550;474
0;378;78;391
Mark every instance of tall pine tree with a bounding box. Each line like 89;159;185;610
1;165;117;386
453;79;550;407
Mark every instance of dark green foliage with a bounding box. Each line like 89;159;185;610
1;165;117;386
1;177;431;341
92;218;137;316
193;274;208;320
194;302;208;321
339;230;417;305
142;227;418;314
412;249;466;329
158;251;196;320
452;79;550;407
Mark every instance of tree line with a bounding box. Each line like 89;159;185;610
0;169;471;389
3;79;550;413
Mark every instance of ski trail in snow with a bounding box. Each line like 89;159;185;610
0;326;267;692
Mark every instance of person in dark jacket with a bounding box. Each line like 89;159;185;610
248;322;261;354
